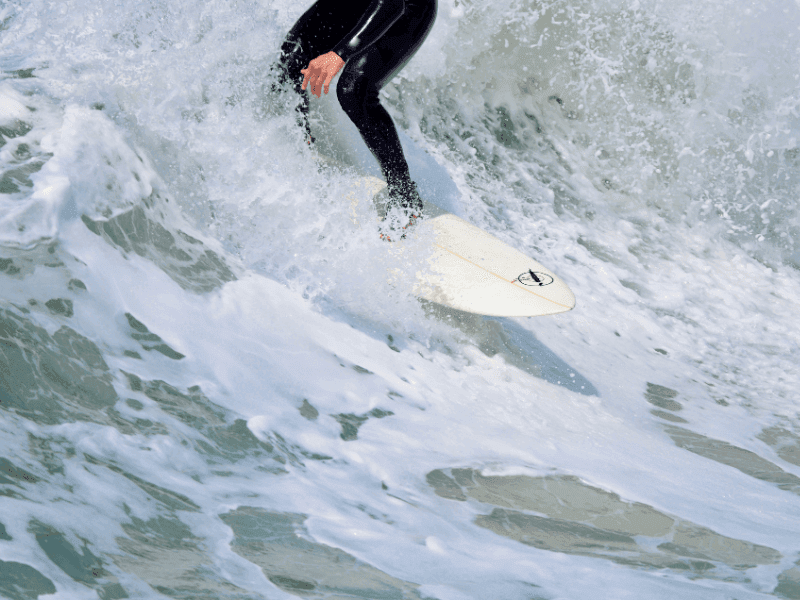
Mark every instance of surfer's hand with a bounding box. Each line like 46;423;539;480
301;52;345;98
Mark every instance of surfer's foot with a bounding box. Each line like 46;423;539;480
379;178;424;242
378;207;421;242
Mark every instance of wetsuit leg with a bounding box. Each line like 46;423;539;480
273;0;372;142
336;0;437;203
274;0;437;211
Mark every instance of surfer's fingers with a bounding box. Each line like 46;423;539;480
301;68;319;96
323;70;335;94
300;64;317;91
313;71;323;97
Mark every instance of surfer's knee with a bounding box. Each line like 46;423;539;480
336;71;361;119
337;71;379;123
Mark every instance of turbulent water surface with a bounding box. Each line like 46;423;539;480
2;0;800;598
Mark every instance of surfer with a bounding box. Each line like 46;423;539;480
272;0;437;240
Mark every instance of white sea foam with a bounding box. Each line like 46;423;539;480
1;0;799;598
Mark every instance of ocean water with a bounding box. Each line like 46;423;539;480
1;0;800;598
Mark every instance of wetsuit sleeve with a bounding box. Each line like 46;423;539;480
332;0;405;62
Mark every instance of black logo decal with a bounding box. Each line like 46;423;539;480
517;269;554;287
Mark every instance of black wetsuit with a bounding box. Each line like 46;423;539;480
274;0;437;208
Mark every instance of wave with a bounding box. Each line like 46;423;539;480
2;0;800;598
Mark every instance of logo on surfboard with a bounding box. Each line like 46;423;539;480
517;269;554;287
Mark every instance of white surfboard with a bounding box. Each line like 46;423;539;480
345;175;576;318
414;213;575;317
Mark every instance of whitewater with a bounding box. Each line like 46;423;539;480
1;0;800;598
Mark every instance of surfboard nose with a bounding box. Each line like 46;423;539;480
414;214;575;317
